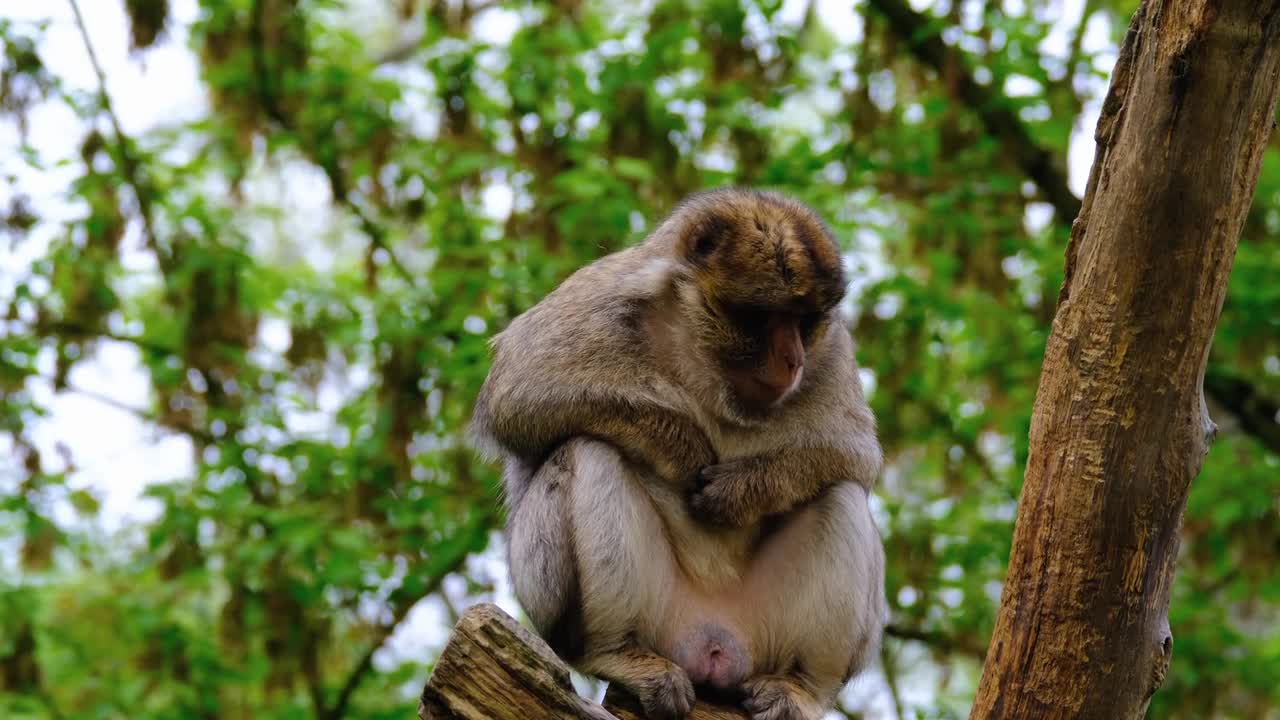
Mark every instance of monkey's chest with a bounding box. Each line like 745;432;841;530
644;483;761;587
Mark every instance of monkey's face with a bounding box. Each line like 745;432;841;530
673;188;846;417
710;302;830;412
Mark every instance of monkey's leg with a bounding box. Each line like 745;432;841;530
561;438;699;720
583;646;696;720
506;446;584;660
740;482;887;720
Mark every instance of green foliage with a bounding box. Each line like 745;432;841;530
0;1;1277;718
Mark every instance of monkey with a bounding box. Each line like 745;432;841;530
470;187;887;720
472;188;882;525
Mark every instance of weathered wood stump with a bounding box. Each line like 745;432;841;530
420;603;746;720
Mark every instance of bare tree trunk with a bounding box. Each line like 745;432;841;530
970;3;1280;719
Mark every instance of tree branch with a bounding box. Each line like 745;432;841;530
67;0;168;268
1204;368;1280;453
880;642;906;720
43;321;178;359
323;511;496;720
1064;0;1098;89
968;1;1280;713
243;0;416;288
373;0;503;66
64;381;220;446
417;619;975;720
869;0;1280;458
344;194;418;286
867;0;1081;220
420;603;745;720
885;623;986;660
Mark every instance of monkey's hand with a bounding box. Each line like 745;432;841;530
688;459;766;528
689;447;865;527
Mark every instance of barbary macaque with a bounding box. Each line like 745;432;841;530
470;188;887;720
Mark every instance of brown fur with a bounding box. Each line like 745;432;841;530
471;188;886;719
472;187;880;514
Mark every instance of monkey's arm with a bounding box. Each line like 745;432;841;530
689;328;883;527
689;444;876;527
472;384;715;489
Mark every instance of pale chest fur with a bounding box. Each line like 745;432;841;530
642;396;798;589
682;384;809;461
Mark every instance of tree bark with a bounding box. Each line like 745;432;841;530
420;603;746;720
970;3;1280;719
871;0;1280;460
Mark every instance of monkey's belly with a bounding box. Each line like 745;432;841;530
639;486;880;695
638;493;760;689
550;440;883;697
650;536;779;690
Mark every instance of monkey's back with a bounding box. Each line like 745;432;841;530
487;244;686;412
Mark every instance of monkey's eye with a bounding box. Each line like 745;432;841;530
724;303;770;330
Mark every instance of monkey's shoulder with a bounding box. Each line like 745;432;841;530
551;245;673;303
490;247;668;375
504;246;654;319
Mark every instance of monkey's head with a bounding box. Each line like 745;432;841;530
658;188;848;420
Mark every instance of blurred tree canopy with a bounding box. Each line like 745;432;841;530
0;1;1277;718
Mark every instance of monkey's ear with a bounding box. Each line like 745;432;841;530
680;213;732;263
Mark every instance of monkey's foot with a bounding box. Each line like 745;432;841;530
590;650;696;720
635;662;696;720
741;675;824;720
